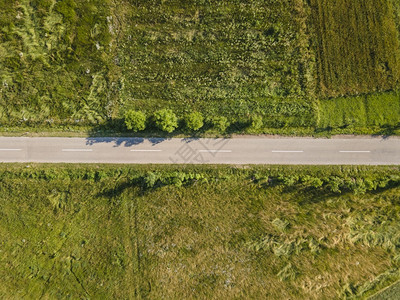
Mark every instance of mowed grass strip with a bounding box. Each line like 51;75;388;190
318;91;400;129
1;165;400;299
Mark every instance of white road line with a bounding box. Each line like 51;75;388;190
272;150;304;153
62;149;93;152
198;150;232;153
0;149;22;151
339;151;371;153
130;150;162;152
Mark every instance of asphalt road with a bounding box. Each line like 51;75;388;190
0;137;399;165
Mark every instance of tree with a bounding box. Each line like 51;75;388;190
124;110;146;132
185;112;204;131
153;109;178;133
210;116;230;132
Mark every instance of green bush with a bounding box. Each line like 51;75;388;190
143;172;159;189
124;110;146;132
209;116;230;133
185;112;204;131
153;109;178;133
250;115;263;130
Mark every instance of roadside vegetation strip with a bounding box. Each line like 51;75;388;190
1;164;400;298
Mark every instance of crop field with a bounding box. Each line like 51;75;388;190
0;0;399;134
119;0;315;115
1;164;400;299
309;0;400;98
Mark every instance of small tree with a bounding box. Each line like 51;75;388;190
124;110;146;132
153;109;178;133
185;112;204;131
210;116;230;132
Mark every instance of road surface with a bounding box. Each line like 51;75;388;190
0;137;398;165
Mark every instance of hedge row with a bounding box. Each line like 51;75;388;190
2;165;398;196
252;173;400;195
123;109;253;133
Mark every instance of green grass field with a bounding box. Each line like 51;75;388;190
1;164;400;299
0;0;399;135
317;91;400;135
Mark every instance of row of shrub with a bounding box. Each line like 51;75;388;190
252;173;400;195
124;109;267;133
2;165;399;195
140;170;400;195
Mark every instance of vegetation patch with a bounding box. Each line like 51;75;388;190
0;1;399;135
1;164;400;298
318;91;400;135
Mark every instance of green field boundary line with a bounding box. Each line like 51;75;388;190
367;278;400;300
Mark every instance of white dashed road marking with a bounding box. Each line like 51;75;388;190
130;150;163;152
62;149;93;152
198;150;232;153
272;150;304;153
339;151;371;153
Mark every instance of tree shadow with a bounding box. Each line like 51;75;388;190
288;179;400;206
85;137;169;147
87;118;185;138
97;180;140;199
313;126;333;137
373;123;400;139
293;187;342;205
227;120;250;133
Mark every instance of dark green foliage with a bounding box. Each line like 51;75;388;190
124;110;146;132
253;172;400;195
185;112;204;131
153;109;178;133
54;0;77;23
142;171;205;189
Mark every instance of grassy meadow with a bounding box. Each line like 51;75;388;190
0;0;399;135
1;164;400;299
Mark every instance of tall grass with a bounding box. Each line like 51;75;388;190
0;164;400;298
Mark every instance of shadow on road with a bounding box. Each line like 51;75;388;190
85;137;169;147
